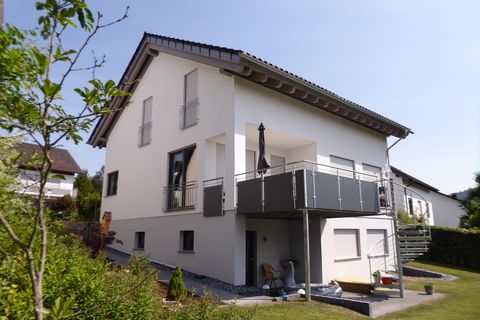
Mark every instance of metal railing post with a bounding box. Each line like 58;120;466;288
303;208;311;301
390;178;405;298
292;164;297;209
337;169;342;210
261;171;265;212
311;163;317;208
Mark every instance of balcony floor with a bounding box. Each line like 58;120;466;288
238;208;385;219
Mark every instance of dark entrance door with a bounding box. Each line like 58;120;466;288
245;231;257;286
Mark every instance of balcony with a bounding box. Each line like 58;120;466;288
235;161;385;218
138;122;152;147
203;177;224;217
163;181;196;211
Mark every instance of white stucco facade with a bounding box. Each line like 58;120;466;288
100;47;401;286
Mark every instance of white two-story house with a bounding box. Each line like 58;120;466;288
15;142;81;202
88;33;415;289
391;166;464;228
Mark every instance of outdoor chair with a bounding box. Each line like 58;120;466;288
262;263;283;288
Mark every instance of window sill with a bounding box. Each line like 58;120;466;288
133;248;145;251
105;193;117;198
178;250;195;254
138;142;151;148
334;256;362;262
165;206;195;213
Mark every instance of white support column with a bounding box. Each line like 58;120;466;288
303;208;311;301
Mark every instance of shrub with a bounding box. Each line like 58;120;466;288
0;228;160;319
164;294;256;320
420;226;480;270
168;266;187;301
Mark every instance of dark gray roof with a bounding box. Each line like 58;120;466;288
88;33;412;148
391;166;439;192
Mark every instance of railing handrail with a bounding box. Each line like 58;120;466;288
367;232;396;259
234;159;380;179
163;181;197;189
203;177;224;184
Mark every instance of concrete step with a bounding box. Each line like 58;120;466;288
398;236;431;241
400;248;429;253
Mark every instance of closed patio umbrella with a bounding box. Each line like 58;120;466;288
257;123;270;174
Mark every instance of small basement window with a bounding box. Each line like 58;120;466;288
180;230;194;252
135;232;145;250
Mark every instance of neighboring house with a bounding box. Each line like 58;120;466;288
88;33;416;287
14;142;82;202
391;166;464;228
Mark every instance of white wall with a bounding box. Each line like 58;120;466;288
431;192;464;228
102;53;235;220
102;50;398;286
320;216;396;282
233;78;388;175
245;218;291;287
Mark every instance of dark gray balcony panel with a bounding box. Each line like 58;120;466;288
339;177;362;211
294;170;308;209
313;171;341;210
237;178;262;214
264;173;295;212
203;185;223;217
361;181;379;213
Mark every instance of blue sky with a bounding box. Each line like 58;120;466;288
5;0;480;193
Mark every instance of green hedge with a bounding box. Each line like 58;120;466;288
421;226;480;270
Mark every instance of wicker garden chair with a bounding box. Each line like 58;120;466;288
262;263;283;288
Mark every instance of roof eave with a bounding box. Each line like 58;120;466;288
237;53;411;139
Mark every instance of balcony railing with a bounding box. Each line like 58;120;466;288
138;122;152;147
203;177;224;217
179;98;199;130
235;160;386;216
163;181;196;211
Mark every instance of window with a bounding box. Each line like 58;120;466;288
245;150;256;176
367;229;388;256
330;155;355;178
180;69;198;129
333;229;360;260
138;97;152;147
362;163;382;181
408;198;414;216
135;232;145;250
165;146;196;210
270;155;286;175
106;171;118;196
180;230;194;252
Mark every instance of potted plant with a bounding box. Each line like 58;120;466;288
424;281;434;295
372;271;382;286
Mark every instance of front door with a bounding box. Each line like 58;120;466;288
245;231;257;286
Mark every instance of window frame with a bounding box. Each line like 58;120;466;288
330;155;355;178
139;97;153;147
106;171;119;196
134;231;145;250
366;229;389;257
333;228;361;261
179;230;195;253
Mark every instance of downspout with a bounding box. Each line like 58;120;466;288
385;130;412;299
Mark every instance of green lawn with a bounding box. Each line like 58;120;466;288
251;261;480;320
